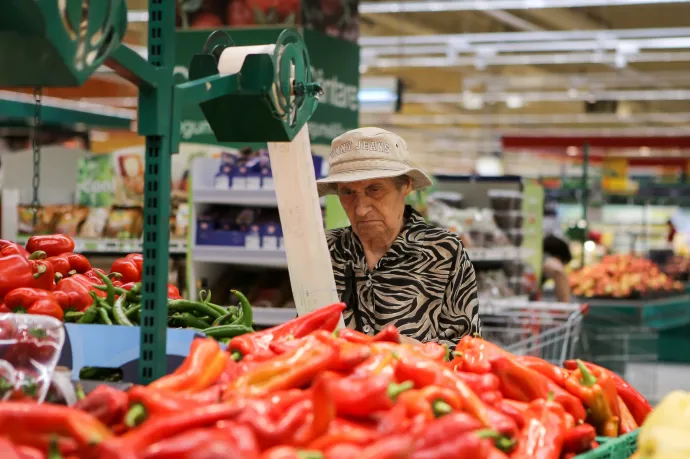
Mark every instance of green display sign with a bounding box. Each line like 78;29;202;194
521;179;545;284
76;155;115;207
174;28;359;147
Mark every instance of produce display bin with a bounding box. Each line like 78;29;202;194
574;431;638;459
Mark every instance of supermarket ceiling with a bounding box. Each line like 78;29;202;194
9;0;690;173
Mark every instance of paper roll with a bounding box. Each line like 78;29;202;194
217;44;277;75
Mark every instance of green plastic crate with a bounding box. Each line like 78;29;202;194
574;431;639;459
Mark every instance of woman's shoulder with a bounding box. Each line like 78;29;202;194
408;220;465;253
325;226;351;248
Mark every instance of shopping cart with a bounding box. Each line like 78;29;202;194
480;299;588;365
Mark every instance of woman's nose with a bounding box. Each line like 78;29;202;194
354;195;373;217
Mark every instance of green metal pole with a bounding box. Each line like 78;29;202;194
581;142;590;267
138;0;176;384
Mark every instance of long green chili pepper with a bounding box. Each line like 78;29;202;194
172;312;211;329
95;270;117;307
201;324;254;339
198;290;228;315
231;289;253;327
113;294;133;326
64;311;84;323
211;308;238;327
97;308;112;325
77;306;99;324
167;299;222;320
126;304;141;319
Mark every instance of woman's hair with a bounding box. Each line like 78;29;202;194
543;235;573;265
392;175;411;190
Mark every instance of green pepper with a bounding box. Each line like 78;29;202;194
97;307;112;325
198;290;229;316
167;299;222;320
113;293;133;326
95;270;117;307
201;324;254;339
77;306;99;324
211;307;239;327
231;289;253;327
172;312;211;330
64;311;84;323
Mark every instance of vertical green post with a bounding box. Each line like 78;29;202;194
138;0;176;384
581;142;590;267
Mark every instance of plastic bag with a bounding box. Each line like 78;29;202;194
0;313;65;402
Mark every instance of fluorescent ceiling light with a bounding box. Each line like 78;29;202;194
359;89;398;103
360;0;690;14
359;111;690;125
359;27;690;46
365;51;690;68
405;89;690;104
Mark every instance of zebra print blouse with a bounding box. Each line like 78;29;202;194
326;206;482;348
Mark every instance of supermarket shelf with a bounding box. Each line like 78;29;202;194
466;247;533;262
193;188;279;207
252;307;297;326
193;187;325;207
16;237;187;255
193;245;288;268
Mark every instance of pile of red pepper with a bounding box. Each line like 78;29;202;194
0;302;652;459
0;235;250;338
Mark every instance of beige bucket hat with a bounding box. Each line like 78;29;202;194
316;127;433;196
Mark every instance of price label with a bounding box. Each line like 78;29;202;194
262;177;274;190
232;177;248;190
246;177;261;190
262;235;278;251
214;175;230;190
245;234;261;250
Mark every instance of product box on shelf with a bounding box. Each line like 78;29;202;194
196;207;283;250
57;323;203;382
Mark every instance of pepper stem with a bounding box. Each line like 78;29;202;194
124;403;147;428
54;272;63;283
297;451;324;459
29;250;47;260
387;380;414;400
67;270;77;276
443;344;451;362
432;399;453;417
33;264;47;279
75;383;86;401
576;359;598;387
48;436;62;459
547;391;555;402
475;429;501;439
230;351;242;361
108;272;122;280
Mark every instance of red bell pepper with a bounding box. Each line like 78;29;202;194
495;399;528;429
564;360;620;437
452;371;500;394
228;303;345;361
0;402;112;448
83;268;108;285
215;421;261;458
5;288;53;312
0;240;29;258
225;334;337;399
292;373;337;446
617;395;639;434
0;437;21;459
53;273;105;312
563;359;651;425
510;396;567;459
485;405;519;437
167;284;182;300
308;419;379;451
75;385;129;427
337;325;400;344
416;342;448;362
515;355;569;387
360;434;414;459
0;254;54;299
395;347;492;427
455;335;512;374
140;427;245;459
110;254;143;283
562;423;596;455
413;422;496;459
25;234;75;257
491;357;587;422
327;367;405;418
149;338;228;393
397;385;462;421
47;253;91;277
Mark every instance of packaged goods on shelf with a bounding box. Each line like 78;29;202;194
212;148;324;191
0;304;655;459
197;205;283;250
570;254;684;299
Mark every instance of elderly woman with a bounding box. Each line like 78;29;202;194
317;127;481;347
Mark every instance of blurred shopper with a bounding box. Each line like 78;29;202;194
542;234;573;302
317;127;481;348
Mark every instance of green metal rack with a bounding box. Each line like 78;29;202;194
1;1;322;383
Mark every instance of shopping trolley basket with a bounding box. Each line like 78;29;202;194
480;300;588;365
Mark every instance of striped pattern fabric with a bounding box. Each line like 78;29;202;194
327;206;482;348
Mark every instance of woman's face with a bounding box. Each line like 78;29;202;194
337;177;412;247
